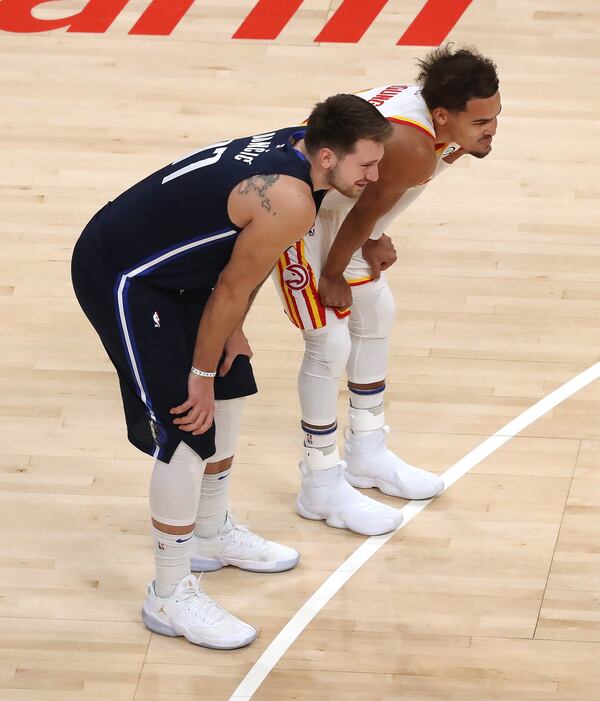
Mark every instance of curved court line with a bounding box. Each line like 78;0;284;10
229;360;600;701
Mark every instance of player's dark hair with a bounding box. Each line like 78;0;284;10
304;93;393;156
416;44;499;113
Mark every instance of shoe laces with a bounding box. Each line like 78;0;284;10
228;521;267;553
175;575;225;626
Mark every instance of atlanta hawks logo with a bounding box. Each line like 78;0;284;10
283;264;310;291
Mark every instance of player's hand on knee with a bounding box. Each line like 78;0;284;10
318;272;353;309
170;375;215;435
362;234;397;279
220;325;253;377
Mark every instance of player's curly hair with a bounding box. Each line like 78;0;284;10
304;93;392;156
416;44;499;113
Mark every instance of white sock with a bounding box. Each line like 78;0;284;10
194;469;230;539
152;527;194;598
301;419;337;449
348;384;385;412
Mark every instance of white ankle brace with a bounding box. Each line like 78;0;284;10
348;403;386;432
303;443;341;470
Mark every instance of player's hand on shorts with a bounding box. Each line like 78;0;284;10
362;234;397;279
318;272;353;309
170;374;215;435
220;325;253;377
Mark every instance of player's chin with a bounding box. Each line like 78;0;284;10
338;185;362;199
469;145;492;159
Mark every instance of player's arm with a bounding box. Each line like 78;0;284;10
219;270;272;376
319;125;437;308
170;174;315;434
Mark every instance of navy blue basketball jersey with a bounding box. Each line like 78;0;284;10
92;126;322;291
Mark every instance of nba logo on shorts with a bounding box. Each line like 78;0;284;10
283;263;310;291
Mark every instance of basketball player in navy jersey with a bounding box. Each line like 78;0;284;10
71;94;393;649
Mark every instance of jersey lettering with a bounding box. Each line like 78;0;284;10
368;85;407;107
234;131;276;164
162;140;233;184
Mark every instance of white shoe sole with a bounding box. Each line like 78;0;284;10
296;497;401;536
345;471;444;500
141;605;257;649
190;553;300;573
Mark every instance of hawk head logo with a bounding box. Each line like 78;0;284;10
283;264;310;291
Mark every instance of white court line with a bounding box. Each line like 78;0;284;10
229;360;600;701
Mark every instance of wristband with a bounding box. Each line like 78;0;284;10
190;366;216;378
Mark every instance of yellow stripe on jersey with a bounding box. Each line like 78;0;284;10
387;116;435;140
347;275;374;287
297;240;326;329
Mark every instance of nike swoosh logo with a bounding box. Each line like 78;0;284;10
175;536;192;543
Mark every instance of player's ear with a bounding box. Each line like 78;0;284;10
318;147;337;171
432;107;449;127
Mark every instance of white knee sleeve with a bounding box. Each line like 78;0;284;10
150;441;207;527
347;278;395;384
209;397;245;462
298;310;351;426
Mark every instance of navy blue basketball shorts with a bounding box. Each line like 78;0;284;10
71;213;257;463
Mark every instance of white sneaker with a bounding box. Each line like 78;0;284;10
344;426;444;500
141;574;256;649
191;514;300;573
296;461;403;536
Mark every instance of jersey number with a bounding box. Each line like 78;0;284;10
162;140;232;184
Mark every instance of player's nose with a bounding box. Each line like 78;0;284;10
367;164;379;182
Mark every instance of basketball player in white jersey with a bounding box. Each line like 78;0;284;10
272;46;501;536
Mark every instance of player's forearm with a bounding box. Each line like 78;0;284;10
191;280;250;372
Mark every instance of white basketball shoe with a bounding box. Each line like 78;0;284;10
191;513;300;573
142;574;256;649
296;461;403;536
344;427;444;500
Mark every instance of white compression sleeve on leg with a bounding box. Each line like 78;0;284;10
150;441;207;597
150;441;207;526
345;279;394;434
298;311;350;470
346;278;395;384
298;310;351;426
210;397;245;462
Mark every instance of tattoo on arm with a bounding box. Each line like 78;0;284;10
238;174;280;216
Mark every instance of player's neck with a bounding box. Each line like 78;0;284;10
432;120;452;143
294;138;330;191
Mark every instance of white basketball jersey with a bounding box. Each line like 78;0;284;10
321;84;458;237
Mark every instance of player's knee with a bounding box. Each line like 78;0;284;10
349;280;395;339
301;314;351;380
210;398;244;462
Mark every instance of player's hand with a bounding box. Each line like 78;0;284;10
318;272;352;309
362;234;397;279
170;374;215;435
220;325;253;376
